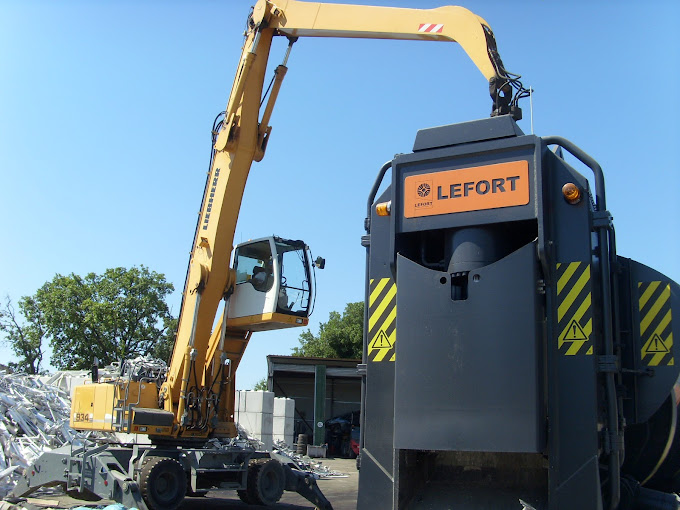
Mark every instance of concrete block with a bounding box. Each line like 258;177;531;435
258;434;273;451
261;413;273;436
244;390;274;413
273;415;284;430
274;397;295;418
237;411;273;436
286;399;295;418
238;412;253;434
236;390;247;413
236;411;253;434
274;397;285;416
273;416;294;436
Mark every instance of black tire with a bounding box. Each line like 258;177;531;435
296;433;308;455
139;456;187;510
246;459;284;506
237;489;254;504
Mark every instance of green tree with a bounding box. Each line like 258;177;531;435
152;316;178;364
36;266;175;369
253;378;268;391
0;296;45;374
292;301;364;359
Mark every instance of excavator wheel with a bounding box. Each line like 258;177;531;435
139;456;187;510
237;489;254;504
245;458;285;505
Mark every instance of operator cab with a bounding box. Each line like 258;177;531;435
227;236;316;331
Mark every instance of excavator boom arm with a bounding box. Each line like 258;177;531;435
164;0;525;437
265;1;499;79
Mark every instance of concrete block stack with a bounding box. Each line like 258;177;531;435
234;390;295;451
235;390;274;451
273;397;295;447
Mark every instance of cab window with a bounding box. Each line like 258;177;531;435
234;240;274;292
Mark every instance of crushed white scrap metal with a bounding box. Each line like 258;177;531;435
0;369;119;501
230;426;347;478
272;439;348;478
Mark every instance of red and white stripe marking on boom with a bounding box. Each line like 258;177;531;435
418;23;444;33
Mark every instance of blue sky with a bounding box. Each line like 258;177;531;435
1;0;678;390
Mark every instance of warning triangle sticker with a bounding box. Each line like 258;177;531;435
563;320;588;341
647;334;670;353
373;330;392;349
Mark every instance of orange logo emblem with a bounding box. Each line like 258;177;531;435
404;160;529;218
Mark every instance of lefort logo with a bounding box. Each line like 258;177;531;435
417;183;431;197
412;180;433;210
404;161;530;218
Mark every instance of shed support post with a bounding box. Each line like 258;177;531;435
313;364;326;445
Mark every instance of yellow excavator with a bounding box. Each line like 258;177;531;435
11;1;526;509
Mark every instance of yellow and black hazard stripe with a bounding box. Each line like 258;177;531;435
367;277;396;362
639;281;673;366
556;262;593;356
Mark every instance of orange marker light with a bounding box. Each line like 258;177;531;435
562;183;582;204
376;201;392;216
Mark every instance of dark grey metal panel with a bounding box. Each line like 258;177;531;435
550;456;602;510
620;258;680;423
393;242;543;452
356;450;395;509
540;146;602;507
357;187;397;509
413;115;524;152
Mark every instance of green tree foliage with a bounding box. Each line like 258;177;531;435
292;302;364;359
152;316;178;364
0;296;45;374
253;378;268;391
35;266;175;369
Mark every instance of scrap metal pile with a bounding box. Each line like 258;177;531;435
0;366;122;499
273;439;348;479
0;370;73;497
233;425;347;479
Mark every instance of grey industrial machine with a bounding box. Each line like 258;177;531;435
357;116;680;509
